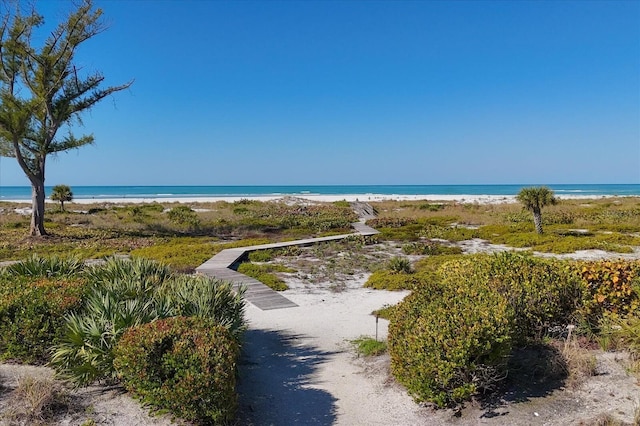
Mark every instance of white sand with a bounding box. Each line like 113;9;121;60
1;193;623;206
236;285;431;425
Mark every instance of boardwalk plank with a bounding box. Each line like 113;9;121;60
195;220;379;310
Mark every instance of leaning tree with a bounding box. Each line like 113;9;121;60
0;1;131;236
516;186;558;234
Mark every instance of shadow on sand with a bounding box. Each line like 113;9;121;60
236;329;338;426
478;344;569;419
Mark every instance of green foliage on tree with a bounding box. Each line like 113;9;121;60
50;184;73;211
516;186;558;234
0;1;131;235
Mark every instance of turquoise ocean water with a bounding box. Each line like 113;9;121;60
1;184;639;201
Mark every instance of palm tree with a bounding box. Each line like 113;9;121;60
51;185;73;211
516;186;557;234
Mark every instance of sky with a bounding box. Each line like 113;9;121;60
0;0;638;186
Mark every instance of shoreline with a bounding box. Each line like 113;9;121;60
0;193;633;205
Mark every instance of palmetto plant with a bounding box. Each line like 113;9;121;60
85;257;172;291
4;255;84;278
158;275;246;340
51;257;246;386
50;185;73;211
50;299;163;386
388;256;414;274
516;186;558;234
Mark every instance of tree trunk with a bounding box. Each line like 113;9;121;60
30;180;47;236
533;208;543;234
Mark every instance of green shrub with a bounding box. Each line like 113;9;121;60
402;241;462;256
419;224;478;242
484;253;584;341
388;253;583;407
366;218;422;241
372;304;396;320
333;200;351;208
389;260;512;407
114;317;239;425
51;258;246;386
366;217;417;228
413;254;466;274
167;205;200;229
387;256;413;274
364;270;422;290
131;237;270;272
247;249;274;262
578;260;640;323
0;275;88;363
418;203;444;211
236;263;293;291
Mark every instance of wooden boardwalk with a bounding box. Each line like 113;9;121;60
196;221;378;311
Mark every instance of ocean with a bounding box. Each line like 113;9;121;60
1;184;639;201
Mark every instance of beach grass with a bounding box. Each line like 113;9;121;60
0;200;357;269
2;197;640;266
369;197;640;254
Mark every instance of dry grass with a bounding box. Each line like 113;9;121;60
1;375;69;425
578;413;624;426
559;326;598;389
370;197;640;229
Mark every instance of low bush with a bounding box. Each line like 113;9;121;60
611;315;640;373
167;205;200;229
114;317;239;425
50;286;168;386
237;262;293;291
372;304;396;320
418;203;445;211
413;253;466;273
366;217;424;241
333;200;351;208
0;275;88;363
387;256;413;274
365;217;417;228
51;258;246;386
131;237;271;272
402;241;463;256
247;249;274;262
364;270;422;290
419;224;478;242
389;259;512;407
578;260;640;323
388;253;585;407
484;253;584;341
130;237;219;271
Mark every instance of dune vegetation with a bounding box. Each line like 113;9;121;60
1;196;640;423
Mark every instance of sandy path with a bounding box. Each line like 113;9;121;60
235;287;431;425
234;269;640;426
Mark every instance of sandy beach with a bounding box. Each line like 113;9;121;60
1;192;626;206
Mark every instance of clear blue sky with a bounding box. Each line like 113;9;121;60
0;0;638;186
